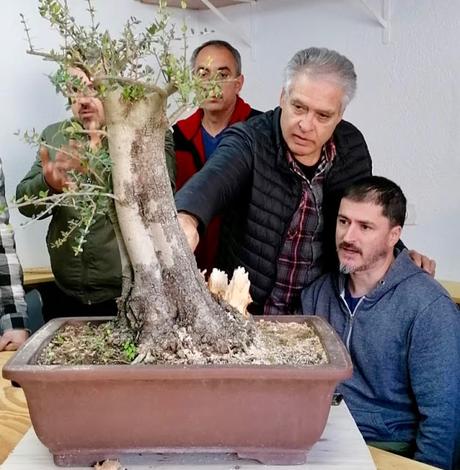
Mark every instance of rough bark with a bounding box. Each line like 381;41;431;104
104;90;254;363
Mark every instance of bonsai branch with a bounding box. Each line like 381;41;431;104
26;49;65;62
94;76;167;98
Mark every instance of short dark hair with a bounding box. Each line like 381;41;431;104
191;40;242;76
342;176;407;228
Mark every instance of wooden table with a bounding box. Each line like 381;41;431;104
0;352;440;469
368;446;440;469
23;268;54;287
0;352;31;464
438;279;460;304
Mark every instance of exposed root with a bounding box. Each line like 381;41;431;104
133;300;255;365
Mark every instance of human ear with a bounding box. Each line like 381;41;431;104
279;89;287;107
235;74;244;94
389;226;402;247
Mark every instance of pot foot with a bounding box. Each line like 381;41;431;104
53;452;118;467
237;449;308;465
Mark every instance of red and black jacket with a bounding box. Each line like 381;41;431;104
173;96;260;274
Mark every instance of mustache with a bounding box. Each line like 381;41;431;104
338;242;362;255
78;103;96;112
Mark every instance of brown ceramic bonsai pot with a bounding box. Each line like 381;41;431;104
3;315;352;467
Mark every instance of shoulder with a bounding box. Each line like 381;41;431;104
333;120;370;157
402;274;455;311
217;110;281;162
229;109;278;139
301;272;338;312
173;109;203;140
405;275;460;343
41;120;71;141
389;252;457;317
248;108;263;119
334;119;365;138
231;96;261;123
329;119;372;181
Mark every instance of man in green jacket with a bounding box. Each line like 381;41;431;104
16;67;175;319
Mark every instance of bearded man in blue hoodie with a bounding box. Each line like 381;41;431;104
301;176;460;470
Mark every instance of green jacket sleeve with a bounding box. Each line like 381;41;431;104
15;154;50;219
16;122;68;219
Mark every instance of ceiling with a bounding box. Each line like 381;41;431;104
138;0;254;10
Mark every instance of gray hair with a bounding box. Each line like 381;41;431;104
283;47;357;110
190;40;242;76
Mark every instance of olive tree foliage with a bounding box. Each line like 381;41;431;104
19;0;255;363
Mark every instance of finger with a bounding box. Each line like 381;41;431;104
185;228;199;252
4;342;18;352
39;146;50;168
0;335;7;351
191;232;199;252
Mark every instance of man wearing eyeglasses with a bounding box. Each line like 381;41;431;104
173;40;260;273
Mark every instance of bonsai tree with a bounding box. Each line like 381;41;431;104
20;0;255;363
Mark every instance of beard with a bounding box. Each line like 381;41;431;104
338;242;388;274
339;263;356;274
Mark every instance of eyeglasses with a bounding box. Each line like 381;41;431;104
194;68;239;83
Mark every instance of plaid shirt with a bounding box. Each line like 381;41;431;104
264;141;336;315
0;159;29;333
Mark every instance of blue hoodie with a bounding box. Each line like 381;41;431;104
301;248;460;470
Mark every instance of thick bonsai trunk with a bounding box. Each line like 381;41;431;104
104;90;254;362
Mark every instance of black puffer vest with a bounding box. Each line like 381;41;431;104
175;108;372;310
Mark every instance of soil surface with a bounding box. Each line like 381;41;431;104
38;319;327;366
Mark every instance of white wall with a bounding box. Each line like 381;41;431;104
2;0;459;281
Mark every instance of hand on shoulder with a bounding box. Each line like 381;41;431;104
408;249;436;276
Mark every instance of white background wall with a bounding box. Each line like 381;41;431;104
2;0;459;281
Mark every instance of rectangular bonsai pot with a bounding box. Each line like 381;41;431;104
3;315;352;466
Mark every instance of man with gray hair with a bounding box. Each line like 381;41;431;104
176;47;433;315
